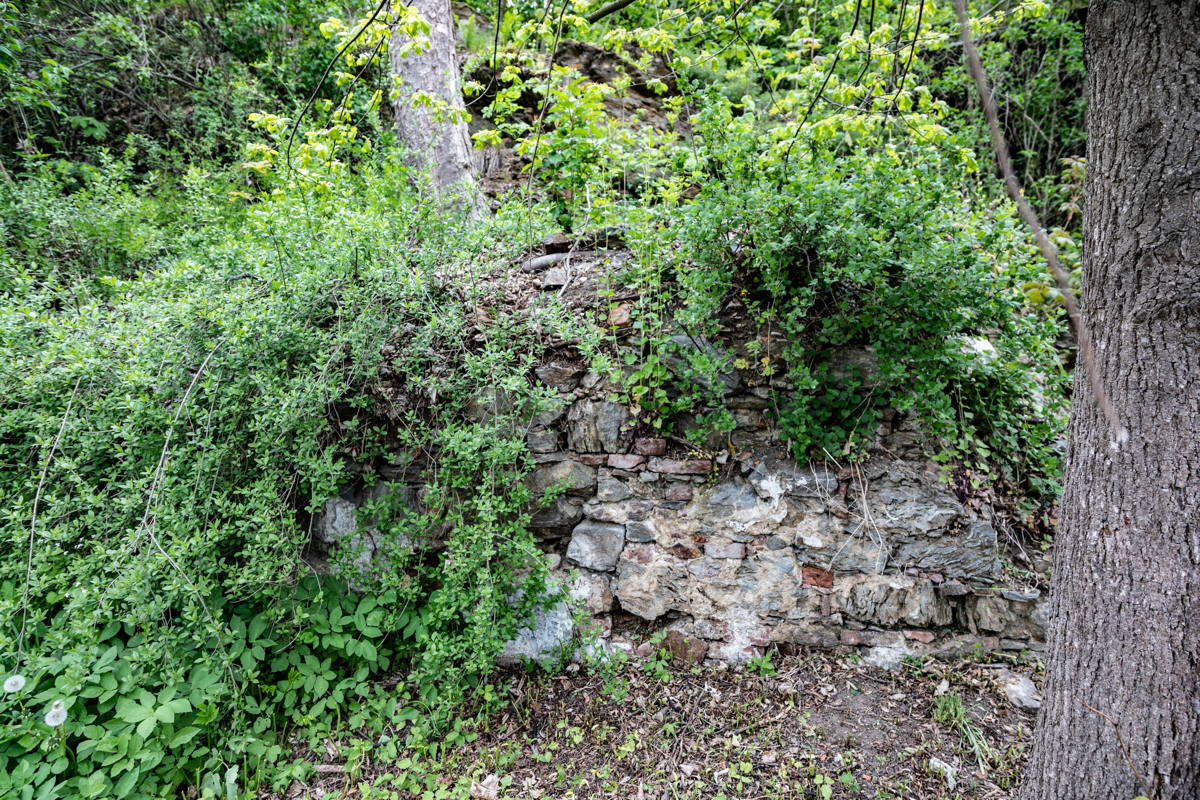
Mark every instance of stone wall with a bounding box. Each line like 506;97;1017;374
315;359;1048;668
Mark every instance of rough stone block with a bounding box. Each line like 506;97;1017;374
526;429;559;453
527;460;596;496
567;520;626;571
567;400;631;452
497;600;573;666
535;360;584;392
665;483;693;501
530;497;583;530
664;630;708;664
596;473;632;502
624;520;657;543
570;570;614;614
584;499;653;523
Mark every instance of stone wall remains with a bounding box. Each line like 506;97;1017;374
315;358;1048;668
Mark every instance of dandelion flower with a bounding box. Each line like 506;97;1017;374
43;700;67;727
2;674;25;693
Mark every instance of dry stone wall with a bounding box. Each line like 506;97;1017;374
315;359;1048;668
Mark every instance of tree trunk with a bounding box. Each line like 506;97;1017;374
1020;2;1200;799
391;0;478;199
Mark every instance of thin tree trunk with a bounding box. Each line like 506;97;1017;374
391;0;479;200
1020;2;1200;799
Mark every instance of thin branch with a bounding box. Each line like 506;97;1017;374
952;0;1125;445
1084;703;1155;799
586;0;637;24
20;377;83;661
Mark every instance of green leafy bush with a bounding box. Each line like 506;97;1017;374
613;94;1068;499
0;154;560;798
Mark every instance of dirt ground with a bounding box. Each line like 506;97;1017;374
278;648;1040;800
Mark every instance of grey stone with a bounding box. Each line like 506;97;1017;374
613;545;684;620
530;497;583;530
526;460;596;496
313;485;414;573
584;499;653;523
570;570;614;614
836;575;952;628
596;473;632;502
890;520;1001;582
532;398;567;427
746;453;838;501
861;644;912;670
969;593;1046;640
315;496;358;544
938;579;971;597
704;542;746;559
541;267;569;288
997;669;1042;710
526;429;559;453
927;757;958;791
497;600;574;666
567;520;626;571
566;399;631;452
625;520;657;543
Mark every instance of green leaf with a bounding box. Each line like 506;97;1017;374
113;768;140;798
169;727;201;748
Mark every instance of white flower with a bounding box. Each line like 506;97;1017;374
43;700;67;727
2;674;25;693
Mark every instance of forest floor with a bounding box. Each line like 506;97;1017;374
273;649;1040;800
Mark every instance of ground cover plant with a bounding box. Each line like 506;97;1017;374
0;0;1088;796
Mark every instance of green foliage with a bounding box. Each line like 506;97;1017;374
0;0;358;167
746;652;777;677
0;151;564;796
608;95;1067;498
933;693;996;771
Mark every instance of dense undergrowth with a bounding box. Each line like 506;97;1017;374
1;0;1083;796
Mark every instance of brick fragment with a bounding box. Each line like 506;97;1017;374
802;565;834;588
647;457;711;475
606;453;645;470
632;437;667;456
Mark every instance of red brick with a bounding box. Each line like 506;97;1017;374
802;565;834;588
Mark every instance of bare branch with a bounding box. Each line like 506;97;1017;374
952;0;1126;445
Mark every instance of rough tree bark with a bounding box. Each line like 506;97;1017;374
1020;2;1200;799
390;0;478;199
